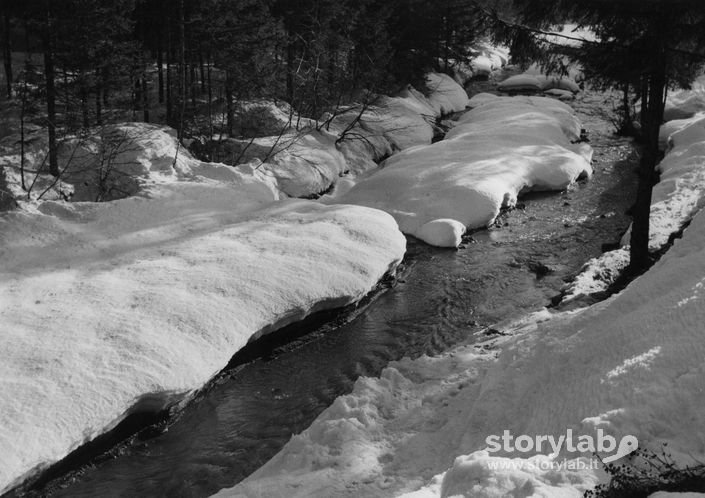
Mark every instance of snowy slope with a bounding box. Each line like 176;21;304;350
338;96;592;247
216;175;705;498
0;131;407;493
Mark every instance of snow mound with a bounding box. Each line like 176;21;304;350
1;123;197;203
439;452;597;498
216;131;349;198
562;248;630;303
499;74;580;95
467;92;501;109
664;74;705;121
233;100;314;137
0;181;405;493
498;74;544;92
544;88;577;101
338;96;591;247
417;219;466;247
470;55;494;77
425;72;469;116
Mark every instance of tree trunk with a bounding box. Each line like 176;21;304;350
2;9;12;99
199;48;205;93
225;71;234;137
95;67;102;125
166;11;172;123
81;81;89;129
286;40;295;104
142;73;149;122
629;41;666;274
42;8;59;177
206;53;212;137
157;45;164;104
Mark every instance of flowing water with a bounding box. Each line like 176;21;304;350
20;93;637;498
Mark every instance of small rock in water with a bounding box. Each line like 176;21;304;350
528;261;556;277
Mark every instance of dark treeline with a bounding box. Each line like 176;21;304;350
0;0;509;169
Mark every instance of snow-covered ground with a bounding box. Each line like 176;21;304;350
0;127;407;494
216;132;705;498
338;94;592;247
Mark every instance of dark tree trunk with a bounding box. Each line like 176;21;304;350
199;48;205;93
225;70;234;136
190;63;196;107
166;8;172;124
42;9;59;177
95;67;102;125
81;82;89;129
157;44;164;104
177;0;185;139
286;40;295;104
206;53;212;137
142;74;149;122
2;9;12;99
629;40;666;274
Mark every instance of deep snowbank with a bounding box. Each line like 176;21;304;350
213;72;464;200
338;95;592;247
0;128;407;493
216;173;705;498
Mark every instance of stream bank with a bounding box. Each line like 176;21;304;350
15;91;640;498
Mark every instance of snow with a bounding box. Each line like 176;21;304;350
622;114;705;250
498;73;580;95
664;74;705;122
424;72;469;116
216;179;705;498
437;452;598;498
470;55;494;77
561;248;629;303
467;92;501;109
338;96;592;247
498;74;545;92
416;219;466;248
0;124;407;493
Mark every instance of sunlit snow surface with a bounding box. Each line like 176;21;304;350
0;130;406;493
339;95;592;247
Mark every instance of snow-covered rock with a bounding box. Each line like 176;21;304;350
338;96;592;247
498;74;545;92
424;72;469;116
470;55;494;77
498;73;580;95
467;92;501;109
0;163;406;493
416;219;466;248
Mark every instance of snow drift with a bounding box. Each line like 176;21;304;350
0;124;407;494
338;95;592;247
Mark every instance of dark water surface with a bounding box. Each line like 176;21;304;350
29;95;637;498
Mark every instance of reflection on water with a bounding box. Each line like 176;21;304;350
45;121;636;498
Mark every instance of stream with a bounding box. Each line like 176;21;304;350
23;93;637;498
